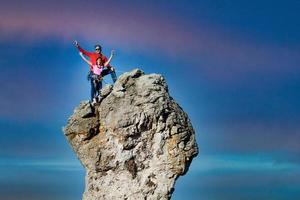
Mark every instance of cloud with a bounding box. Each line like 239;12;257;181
0;0;299;81
0;158;82;171
0;42;89;121
200;120;300;155
193;154;300;172
174;154;300;200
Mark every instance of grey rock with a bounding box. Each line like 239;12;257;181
100;84;113;98
63;69;199;200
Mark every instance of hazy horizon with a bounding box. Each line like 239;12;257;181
1;0;300;199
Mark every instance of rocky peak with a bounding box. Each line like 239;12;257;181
63;69;198;200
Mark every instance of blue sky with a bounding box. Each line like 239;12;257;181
0;0;300;199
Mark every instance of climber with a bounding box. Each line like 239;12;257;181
74;40;117;83
79;50;115;105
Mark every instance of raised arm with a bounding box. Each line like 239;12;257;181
74;40;93;57
79;52;92;66
104;50;115;67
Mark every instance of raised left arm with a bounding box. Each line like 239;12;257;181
104;50;115;67
79;52;92;66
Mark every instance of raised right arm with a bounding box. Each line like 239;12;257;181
104;50;115;67
74;40;93;57
79;52;92;66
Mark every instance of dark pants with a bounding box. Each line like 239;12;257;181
90;75;102;101
88;67;117;101
102;67;117;83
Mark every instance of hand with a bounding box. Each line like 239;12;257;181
74;40;79;47
111;49;116;55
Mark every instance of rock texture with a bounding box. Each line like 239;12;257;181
63;69;198;200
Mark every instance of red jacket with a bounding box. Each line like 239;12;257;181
77;46;110;71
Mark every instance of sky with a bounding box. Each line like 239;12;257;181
0;0;300;199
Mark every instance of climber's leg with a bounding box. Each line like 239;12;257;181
102;67;117;83
90;76;96;102
110;69;117;83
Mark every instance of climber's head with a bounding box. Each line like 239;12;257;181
95;44;102;53
96;57;103;66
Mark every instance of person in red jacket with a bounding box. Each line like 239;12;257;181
74;40;117;83
79;50;115;104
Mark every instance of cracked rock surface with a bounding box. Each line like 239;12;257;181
63;69;198;200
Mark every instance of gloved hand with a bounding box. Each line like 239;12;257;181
74;40;79;47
